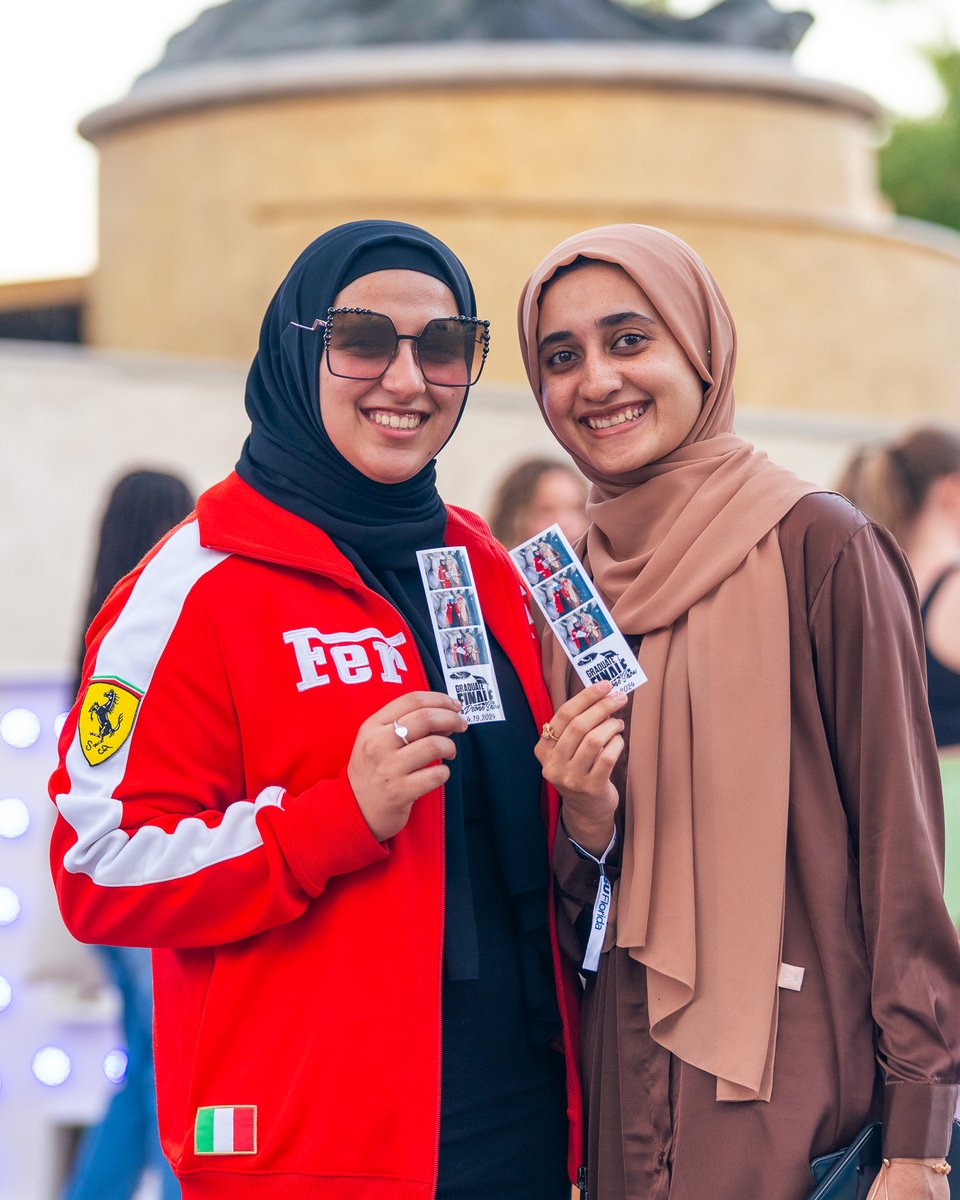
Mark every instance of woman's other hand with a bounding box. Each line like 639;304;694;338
865;1161;951;1200
348;692;468;841
536;681;628;855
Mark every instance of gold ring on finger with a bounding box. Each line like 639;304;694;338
540;722;558;742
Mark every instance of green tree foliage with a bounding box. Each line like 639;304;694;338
879;48;960;233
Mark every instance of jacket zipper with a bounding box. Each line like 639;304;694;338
578;1164;589;1199
431;782;446;1198
342;578;447;1196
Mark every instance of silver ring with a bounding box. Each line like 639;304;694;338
393;719;410;746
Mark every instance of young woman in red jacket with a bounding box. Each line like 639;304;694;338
50;221;582;1200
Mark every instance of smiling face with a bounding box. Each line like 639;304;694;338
536;261;705;478
319;269;467;484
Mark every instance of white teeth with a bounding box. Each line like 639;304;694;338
585;405;645;430
371;411;423;429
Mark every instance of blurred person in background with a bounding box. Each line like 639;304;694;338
63;468;193;1200
836;426;960;923
488;457;588;549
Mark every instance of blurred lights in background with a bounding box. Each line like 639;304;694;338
103;1048;128;1084
0;708;42;749
0;887;21;926
31;1046;72;1087
0;797;30;839
1;682;125;1197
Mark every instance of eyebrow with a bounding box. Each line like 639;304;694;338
537;310;656;353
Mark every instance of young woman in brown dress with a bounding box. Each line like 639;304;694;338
517;224;960;1200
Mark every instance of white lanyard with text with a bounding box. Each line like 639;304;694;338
569;829;617;973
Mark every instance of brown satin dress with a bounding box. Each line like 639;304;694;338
555;495;960;1200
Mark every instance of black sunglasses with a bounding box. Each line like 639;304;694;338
290;307;490;387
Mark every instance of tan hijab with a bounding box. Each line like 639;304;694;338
518;225;818;1101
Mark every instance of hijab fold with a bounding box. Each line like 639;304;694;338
518;225;818;1101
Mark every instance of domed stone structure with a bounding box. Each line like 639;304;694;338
77;0;960;423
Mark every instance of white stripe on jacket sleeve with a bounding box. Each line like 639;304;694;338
57;520;285;887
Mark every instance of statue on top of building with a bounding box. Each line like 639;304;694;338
141;0;814;81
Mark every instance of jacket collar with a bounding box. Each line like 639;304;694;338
196;472;495;583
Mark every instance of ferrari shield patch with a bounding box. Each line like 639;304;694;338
78;678;142;766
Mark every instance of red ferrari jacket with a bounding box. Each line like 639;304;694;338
49;473;582;1200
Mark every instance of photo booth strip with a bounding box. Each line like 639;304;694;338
510;524;647;696
416;547;506;724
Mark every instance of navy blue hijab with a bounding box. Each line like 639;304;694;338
236;219;476;558
234;223;557;1037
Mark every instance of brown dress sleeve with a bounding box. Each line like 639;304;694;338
808;513;960;1157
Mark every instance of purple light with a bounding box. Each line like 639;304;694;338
103;1048;128;1084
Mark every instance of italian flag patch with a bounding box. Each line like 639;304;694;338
194;1105;257;1155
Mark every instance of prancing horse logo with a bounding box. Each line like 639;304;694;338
89;688;124;741
79;679;142;766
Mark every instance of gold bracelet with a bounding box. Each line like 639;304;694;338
882;1157;951;1175
877;1156;951;1200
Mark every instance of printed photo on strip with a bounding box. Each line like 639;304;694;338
535;565;592;622
558;602;613;654
441;626;490;669
430;587;481;630
510;528;572;587
420;549;473;592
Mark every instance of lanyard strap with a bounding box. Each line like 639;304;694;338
569;830;617;973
